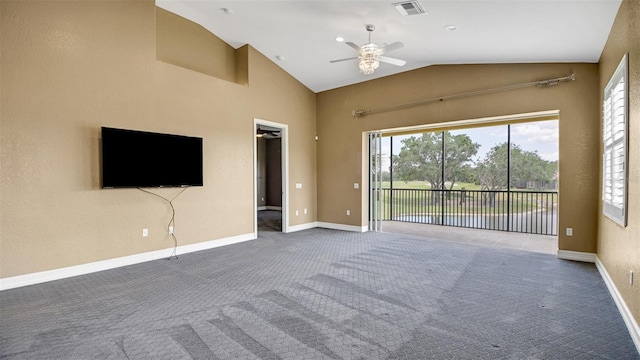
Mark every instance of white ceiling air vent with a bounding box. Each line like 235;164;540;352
392;1;426;16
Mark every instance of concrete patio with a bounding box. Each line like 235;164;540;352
381;221;557;255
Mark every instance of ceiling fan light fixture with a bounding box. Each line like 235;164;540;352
256;126;281;139
358;43;381;75
330;24;405;75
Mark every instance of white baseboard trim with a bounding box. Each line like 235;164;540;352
317;222;368;233
0;233;256;291
557;250;596;263
288;222;318;233
176;233;256;255
596;256;640;355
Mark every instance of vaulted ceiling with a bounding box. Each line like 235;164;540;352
157;0;622;93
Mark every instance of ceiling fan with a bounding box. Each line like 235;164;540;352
256;126;281;139
330;24;406;75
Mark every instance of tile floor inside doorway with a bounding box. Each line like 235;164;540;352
258;210;282;233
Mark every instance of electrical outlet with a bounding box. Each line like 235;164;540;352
566;228;573;236
296;210;299;216
169;226;174;234
142;228;149;237
346;210;350;216
304;208;307;214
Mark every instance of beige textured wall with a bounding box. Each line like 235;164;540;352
317;63;601;253
0;1;317;278
156;7;238;83
597;0;640;328
255;138;283;208
266;139;283;207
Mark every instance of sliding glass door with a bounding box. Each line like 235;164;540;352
369;132;383;231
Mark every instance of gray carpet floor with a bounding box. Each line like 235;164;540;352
1;228;638;359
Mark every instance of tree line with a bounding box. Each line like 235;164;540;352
388;131;558;191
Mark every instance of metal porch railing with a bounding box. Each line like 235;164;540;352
381;189;558;236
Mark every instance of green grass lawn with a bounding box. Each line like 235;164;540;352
381;181;483;190
381;181;557;192
376;186;558;219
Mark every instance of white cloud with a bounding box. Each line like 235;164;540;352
512;121;558;144
539;151;559;162
381;144;391;157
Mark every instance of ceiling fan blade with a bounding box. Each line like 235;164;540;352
379;56;406;66
345;41;361;51
329;57;358;63
381;41;404;54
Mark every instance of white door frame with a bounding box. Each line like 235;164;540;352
368;131;383;231
253;118;289;237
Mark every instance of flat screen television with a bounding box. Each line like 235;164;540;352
101;127;203;188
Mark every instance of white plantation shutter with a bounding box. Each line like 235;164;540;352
602;54;628;226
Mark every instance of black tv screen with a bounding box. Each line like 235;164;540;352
101;127;203;188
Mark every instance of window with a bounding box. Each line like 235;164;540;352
602;54;628;226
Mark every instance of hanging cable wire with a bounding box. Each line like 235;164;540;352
352;74;575;117
138;187;189;259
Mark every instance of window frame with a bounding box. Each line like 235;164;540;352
602;53;629;226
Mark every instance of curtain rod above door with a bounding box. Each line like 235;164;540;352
352;74;575;118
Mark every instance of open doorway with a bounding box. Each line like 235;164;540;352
254;119;288;237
